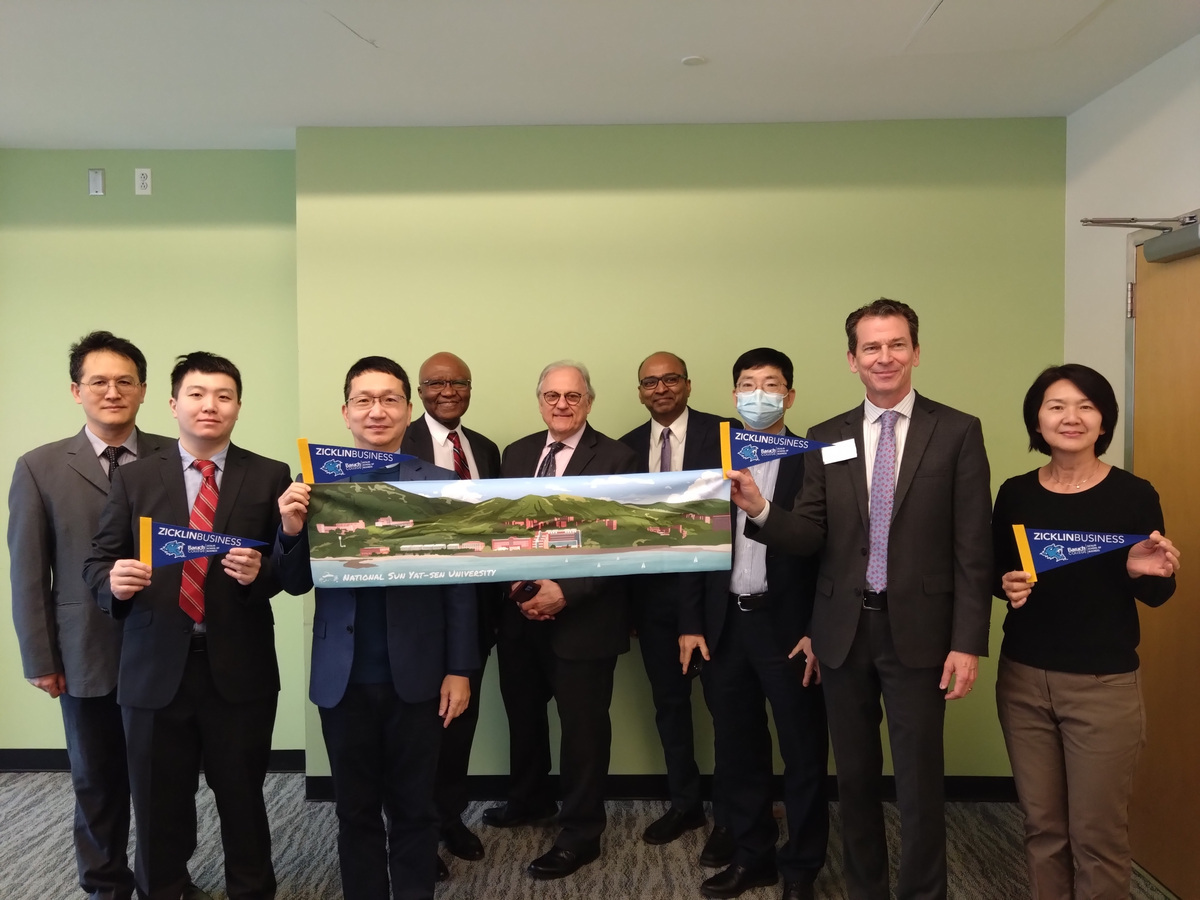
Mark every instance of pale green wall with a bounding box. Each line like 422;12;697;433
295;121;1066;778
0;150;303;749
0;124;1065;778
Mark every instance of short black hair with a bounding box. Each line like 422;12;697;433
845;298;919;353
343;356;411;402
732;348;793;388
1022;363;1119;457
170;351;242;400
637;351;689;380
69;331;148;384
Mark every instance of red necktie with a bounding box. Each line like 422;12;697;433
447;430;471;480
179;459;218;623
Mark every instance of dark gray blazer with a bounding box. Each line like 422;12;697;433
8;427;171;697
749;392;993;669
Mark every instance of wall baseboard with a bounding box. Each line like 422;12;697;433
0;748;305;773
304;774;1017;803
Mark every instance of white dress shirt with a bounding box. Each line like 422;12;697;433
420;412;480;479
648;407;689;473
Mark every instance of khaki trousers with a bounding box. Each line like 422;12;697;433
996;656;1146;900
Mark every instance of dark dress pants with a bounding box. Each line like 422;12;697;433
706;602;829;883
434;661;485;830
633;587;703;815
60;688;135;900
123;649;277;900
319;683;442;900
496;622;617;853
822;609;947;900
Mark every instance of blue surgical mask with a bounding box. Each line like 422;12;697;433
736;389;786;430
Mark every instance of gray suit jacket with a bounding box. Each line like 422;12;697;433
749;392;993;669
8;427;171;696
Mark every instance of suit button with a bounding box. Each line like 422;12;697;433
346;625;354;634
861;547;868;556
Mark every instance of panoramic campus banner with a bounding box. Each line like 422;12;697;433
306;470;733;587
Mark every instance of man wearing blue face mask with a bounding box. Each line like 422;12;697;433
678;348;829;900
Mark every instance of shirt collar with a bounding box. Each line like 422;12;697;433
422;411;460;445
84;425;139;458
650;406;689;445
864;389;916;424
548;424;587;450
178;441;230;472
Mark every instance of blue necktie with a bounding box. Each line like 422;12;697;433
866;410;899;591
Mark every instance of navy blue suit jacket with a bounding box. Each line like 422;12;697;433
273;458;479;709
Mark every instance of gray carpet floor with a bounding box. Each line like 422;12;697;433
0;772;1175;899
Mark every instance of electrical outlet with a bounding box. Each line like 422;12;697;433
135;168;152;195
88;169;105;196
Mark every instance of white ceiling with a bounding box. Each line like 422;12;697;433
2;0;1198;150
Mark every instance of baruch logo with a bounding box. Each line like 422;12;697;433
738;445;760;463
321;459;345;478
160;540;187;560
1039;544;1067;564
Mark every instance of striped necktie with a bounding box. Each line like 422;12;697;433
179;459;218;623
447;430;471;480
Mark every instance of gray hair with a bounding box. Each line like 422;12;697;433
535;361;596;401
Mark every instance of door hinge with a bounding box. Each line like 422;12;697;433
1126;282;1136;318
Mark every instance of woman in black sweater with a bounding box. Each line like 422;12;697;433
992;364;1179;900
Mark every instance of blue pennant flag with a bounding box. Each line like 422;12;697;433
720;422;832;472
1012;524;1148;583
139;518;267;567
298;439;417;483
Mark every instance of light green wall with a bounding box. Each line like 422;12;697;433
295;121;1066;777
0;150;303;749
0;123;1065;779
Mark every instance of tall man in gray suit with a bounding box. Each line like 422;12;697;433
729;299;992;900
7;331;186;900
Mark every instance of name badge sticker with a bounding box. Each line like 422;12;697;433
821;439;857;465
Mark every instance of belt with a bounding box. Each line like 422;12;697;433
862;590;888;612
730;592;768;612
189;632;208;652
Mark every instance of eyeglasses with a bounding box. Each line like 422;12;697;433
638;373;686;390
541;391;585;406
420;379;471;393
736;383;788;394
346;394;407;411
77;378;143;396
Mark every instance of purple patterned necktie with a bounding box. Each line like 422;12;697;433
659;427;672;473
866;410;899;591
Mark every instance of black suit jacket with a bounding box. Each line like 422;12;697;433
401;414;502;656
499;423;639;660
84;442;293;709
749;392;992;669
9;427;171;697
679;428;817;654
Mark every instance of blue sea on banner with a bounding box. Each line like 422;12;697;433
730;429;831;465
1025;528;1147;574
149;521;267;565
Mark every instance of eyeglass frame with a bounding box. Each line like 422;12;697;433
540;390;585;407
345;393;409;411
419;379;472;393
75;378;144;396
638;373;687;390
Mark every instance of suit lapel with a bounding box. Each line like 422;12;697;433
563;426;598;476
893;394;933;516
842;407;870;533
681;410;705;470
65;428;110;494
159;443;191;523
211;445;246;533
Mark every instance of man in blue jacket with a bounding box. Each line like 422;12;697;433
274;356;478;900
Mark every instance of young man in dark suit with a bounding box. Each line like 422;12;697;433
618;351;737;864
484;361;638;880
8;331;212;900
84;351;292;900
679;348;829;900
401;351;500;867
732;300;992;900
275;355;478;900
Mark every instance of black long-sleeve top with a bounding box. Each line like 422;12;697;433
991;466;1175;675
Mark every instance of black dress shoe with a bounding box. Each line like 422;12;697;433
436;854;449;882
526;844;600;880
441;817;485;860
643;806;708;845
698;825;735;867
481;801;558;828
700;862;779;899
182;883;214;900
782;880;815;900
